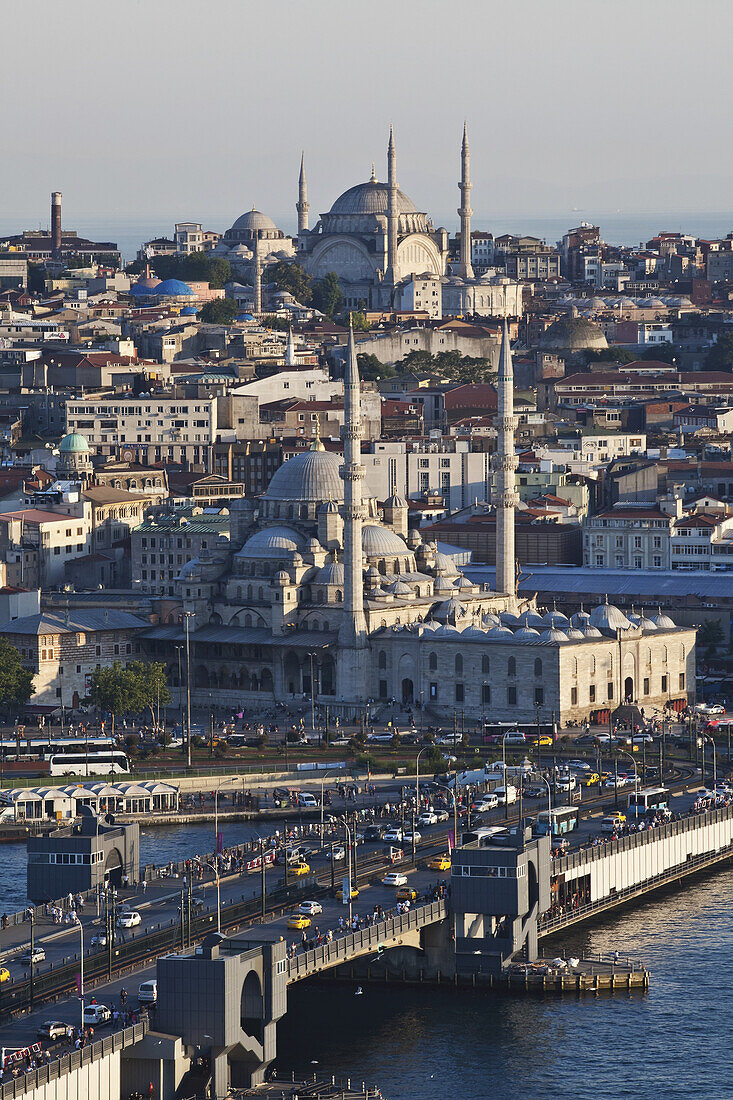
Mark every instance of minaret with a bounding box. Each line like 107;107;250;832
285;327;296;366
386;125;398;282
337;319;368;705
491;317;519;605
297;152;309;234
253;230;262;314
51;192;62;261
457;123;474;280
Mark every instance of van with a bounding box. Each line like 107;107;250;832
494;785;517;805
138;980;157;1005
297;793;318;808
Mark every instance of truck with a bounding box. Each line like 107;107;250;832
493;784;518;805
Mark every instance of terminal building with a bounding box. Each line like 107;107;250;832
27;807;139;903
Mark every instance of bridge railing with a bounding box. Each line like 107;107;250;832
0;1020;148;1100
287;899;447;982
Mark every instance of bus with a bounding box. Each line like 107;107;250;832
0;736;117;761
461;825;508;846
535;805;579;836
627;787;670;818
48;751;130;777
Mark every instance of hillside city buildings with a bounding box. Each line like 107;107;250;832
11;132;733;719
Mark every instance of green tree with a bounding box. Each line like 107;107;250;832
706;331;733;372
198;298;239;324
641;342;676;363
311;272;344;319
350;311;371;332
699;618;725;657
125;661;171;730
0;638;34;709
586;347;638;365
265;261;312;304
87;662;131;735
146;252;232;289
357;352;394;380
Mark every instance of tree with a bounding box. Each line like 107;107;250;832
350;311;371;332
699;619;724;657
706;331;733;372
357;352;394;380
144;252;232;289
586;347;638;365
265;261;312;304
0;638;34;710
198;298;239;324
311;272;344;319
87;662;131;735
125;661;171;730
641;342;676;363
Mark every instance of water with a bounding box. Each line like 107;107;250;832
0;819;275;915
277;867;733;1099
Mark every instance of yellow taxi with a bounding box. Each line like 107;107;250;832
0;968;9;983
428;855;451;872
344;885;359;900
531;735;553;747
396;886;418;901
292;862;310;877
581;772;600;786
601;811;627;833
286;914;311;930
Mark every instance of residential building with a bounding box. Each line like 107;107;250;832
583;504;673;570
674;405;733;434
65;395;217;468
211;441;284;497
555;429;647;466
0;506;92;587
131;507;231;596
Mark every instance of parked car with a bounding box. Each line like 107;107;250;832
37;1021;70;1041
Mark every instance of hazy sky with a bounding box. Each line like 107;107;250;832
4;0;733;232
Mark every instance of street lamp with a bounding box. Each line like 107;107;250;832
699;735;717;790
25;908;35;1007
617;747;639;806
78;920;85;1035
501;732;513;820
534;772;552;838
174;645;185;744
415;746;427;809
184;611;193;768
341;817;354;925
204;859;221;933
319;770;341;843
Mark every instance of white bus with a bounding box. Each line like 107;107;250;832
627;786;670;818
48;751;130;777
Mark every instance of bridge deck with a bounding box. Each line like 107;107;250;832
287;900;447;983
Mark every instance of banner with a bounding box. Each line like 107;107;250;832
341;875;351;905
216;832;223;854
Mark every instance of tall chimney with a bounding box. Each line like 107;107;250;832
51;192;62;260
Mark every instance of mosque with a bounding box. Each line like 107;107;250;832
141;323;696;726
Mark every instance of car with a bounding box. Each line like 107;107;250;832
83;1004;111;1025
177;898;205;913
428;855;451;872
580;772;600;786
90;933;108;947
37;1021;69;1041
402;830;422;845
329;736;350;747
477;794;499;811
556;775;577;791
601;813;626;833
383;828;403;844
417;812;438;826
329;845;346;861
0;967;10;983
522;786;546;799
138;980;157;1005
530;735;553;746
396;886;418;901
292;861;310;876
574;734;598;746
287;915;311;930
364;825;385;841
504;732;527;745
117;911;142;929
567;760;591;772
708;704;726;715
382;872;408;887
20;947;46;965
434;810;450;823
298;901;323;916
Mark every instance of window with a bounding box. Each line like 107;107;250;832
429;682;438;700
534;686;544;706
661;674;668;693
482;684;491;704
429;652;437;671
643;677;650;695
482;655;490;674
679;673;685;690
455;654;463;675
455;683;464;703
571;687;578;706
534;658;542;678
589;684;596;703
607;682;614;700
507;685;517;705
379;679;387;699
508;657;516;677
378;651;387;671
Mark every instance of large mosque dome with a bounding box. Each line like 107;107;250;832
539;315;608;351
230;209;278;234
261;448;344;504
328;179;417;217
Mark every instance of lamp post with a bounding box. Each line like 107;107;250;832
319;770;339;843
174;645;185;743
501;732;512;820
342;818;353;925
308;651;317;737
415;747;427;809
205;860;221;933
184;611;193;768
78;920;85;1035
535;773;552;838
25;908;35;1007
618;748;639;810
700;735;717;790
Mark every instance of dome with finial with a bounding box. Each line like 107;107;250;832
59;432;90;454
589;596;633;632
651;607;676;630
262;448;343;504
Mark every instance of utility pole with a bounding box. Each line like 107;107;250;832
184;612;193;768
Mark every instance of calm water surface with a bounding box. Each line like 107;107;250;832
277;867;733;1100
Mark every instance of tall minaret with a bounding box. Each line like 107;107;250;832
253;230;262;314
297;152;309;234
386;125;398;283
457;123;474;280
285;326;296;366
491;318;519;605
337;319;368;704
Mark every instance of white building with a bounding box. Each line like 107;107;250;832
361;440;493;513
584;504;673;570
555;430;647;466
65;396;217;466
397;274;442;319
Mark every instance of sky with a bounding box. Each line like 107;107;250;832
3;0;733;234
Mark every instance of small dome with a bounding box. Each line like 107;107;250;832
589;600;632;632
637;612;658;632
306;537;322;553
583;625;603;639
230;208;278;233
539;627;569;643
517;609;545;629
59;432;90;454
500;611;521;627
238;525;304;558
316;561;345;585
485;625;515;639
462;626;488;640
406;529;422;549
390;579;413;596
178;558;200;579
434;576;456;594
154;278;195;297
513;626;541;641
362;525;409;556
650;608;676;629
274;570;290;586
542;609;569;628
129;280;160;296
482;613;501;628
434;552;459;576
231;498;255;512
319;499;340;514
571;610;591;628
180;305;198;316
455;575;474;589
263;450;344;504
385;494;408;508
539;315;608;351
566;627;586;640
434;596;467;624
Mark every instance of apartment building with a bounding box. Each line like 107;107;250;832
66;396;217;467
131;507;230;596
0;506;92;587
583;504;673;570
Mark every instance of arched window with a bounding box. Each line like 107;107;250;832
482;655;490;674
336;590;343;602
244;614;252;628
312;619;319;632
247;584;253;599
534;658;542;678
429;652;438;670
455;654;463;675
681;644;685;661
378;651;387;670
508;656;516;677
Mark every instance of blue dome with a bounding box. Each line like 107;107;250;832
129;282;156;296
154;279;195;297
180;306;198;316
237;312;255;320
